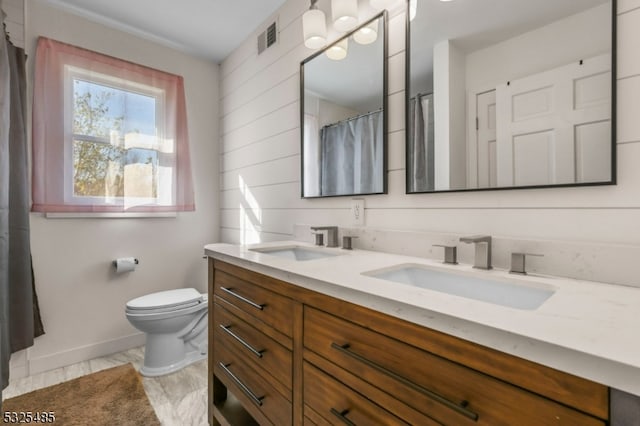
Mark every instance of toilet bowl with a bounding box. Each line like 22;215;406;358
125;288;208;377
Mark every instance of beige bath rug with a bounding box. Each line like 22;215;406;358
2;363;160;426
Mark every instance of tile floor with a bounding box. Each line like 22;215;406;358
2;347;209;426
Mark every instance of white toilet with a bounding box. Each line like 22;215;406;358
125;288;208;377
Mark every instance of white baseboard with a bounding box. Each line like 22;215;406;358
8;364;29;381
26;333;146;376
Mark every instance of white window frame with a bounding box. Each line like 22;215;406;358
62;65;173;209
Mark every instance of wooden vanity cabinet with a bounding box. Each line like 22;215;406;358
304;306;606;426
208;259;610;426
209;260;297;425
303;361;413;426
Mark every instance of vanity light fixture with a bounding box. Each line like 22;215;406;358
303;0;328;49
353;19;378;45
332;0;359;32
326;38;348;60
370;0;396;10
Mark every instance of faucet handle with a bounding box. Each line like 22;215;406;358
433;244;458;265
510;252;543;275
310;226;339;247
342;236;358;250
312;232;324;246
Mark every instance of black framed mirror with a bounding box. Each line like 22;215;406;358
301;11;388;198
406;0;616;193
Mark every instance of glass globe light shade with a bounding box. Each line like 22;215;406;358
326;38;349;60
332;0;358;32
353;20;378;45
303;8;327;49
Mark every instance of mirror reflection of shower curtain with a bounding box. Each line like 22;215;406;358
320;111;383;196
408;93;434;192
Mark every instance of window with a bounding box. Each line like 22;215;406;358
32;37;195;213
66;71;166;206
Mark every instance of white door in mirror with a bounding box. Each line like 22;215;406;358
495;54;611;187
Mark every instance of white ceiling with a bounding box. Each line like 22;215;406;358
45;0;287;62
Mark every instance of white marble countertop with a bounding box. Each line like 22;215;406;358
205;241;640;396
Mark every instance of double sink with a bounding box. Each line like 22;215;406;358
250;245;555;310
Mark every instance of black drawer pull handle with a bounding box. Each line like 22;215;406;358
330;408;356;426
219;362;265;407
220;287;265;310
331;343;479;421
219;324;265;358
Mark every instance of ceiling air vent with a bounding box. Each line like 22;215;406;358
258;21;278;54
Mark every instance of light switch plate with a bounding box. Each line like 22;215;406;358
351;199;365;226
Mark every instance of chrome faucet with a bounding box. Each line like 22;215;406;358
460;235;492;270
310;226;339;248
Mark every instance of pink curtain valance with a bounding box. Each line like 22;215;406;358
32;37;195;213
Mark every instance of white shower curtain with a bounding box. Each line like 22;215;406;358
319;111;383;196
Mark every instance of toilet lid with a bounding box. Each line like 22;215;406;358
126;288;203;311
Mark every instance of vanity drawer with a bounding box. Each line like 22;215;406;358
214;268;294;337
213;302;292;390
304;307;606;426
304;361;411;426
214;343;292;426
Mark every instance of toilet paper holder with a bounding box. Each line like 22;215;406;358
112;257;139;273
112;258;139;267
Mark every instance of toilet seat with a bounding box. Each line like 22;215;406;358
126;288;205;314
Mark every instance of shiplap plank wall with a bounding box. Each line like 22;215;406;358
220;0;640;246
2;0;24;48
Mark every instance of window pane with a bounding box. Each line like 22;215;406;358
73;141;159;200
73;139;124;197
124;149;158;199
72;78;160;203
73;79;156;141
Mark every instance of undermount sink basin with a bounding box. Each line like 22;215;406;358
250;246;343;261
363;264;555;310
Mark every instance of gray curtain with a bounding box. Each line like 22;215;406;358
319;110;383;196
1;11;45;404
1;8;13;401
408;93;434;192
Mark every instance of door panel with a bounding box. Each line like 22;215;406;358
513;131;554;186
476;90;497;188
576;120;611;182
496;54;611;187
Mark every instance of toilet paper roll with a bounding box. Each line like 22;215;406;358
114;257;138;273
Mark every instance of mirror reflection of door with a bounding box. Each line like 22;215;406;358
408;0;614;193
475;90;497;188
495;54;611;187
